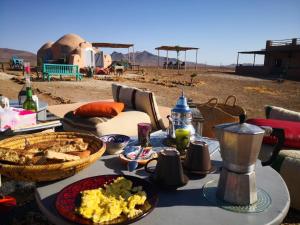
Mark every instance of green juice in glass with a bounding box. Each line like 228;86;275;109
175;128;190;155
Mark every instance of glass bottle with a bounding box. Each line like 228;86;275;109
23;87;37;112
18;62;32;105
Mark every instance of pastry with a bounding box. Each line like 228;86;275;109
68;150;91;158
44;150;80;162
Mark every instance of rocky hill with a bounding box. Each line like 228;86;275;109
111;50;202;67
0;48;37;65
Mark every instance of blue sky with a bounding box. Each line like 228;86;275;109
0;0;299;65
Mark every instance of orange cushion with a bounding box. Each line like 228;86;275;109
74;101;124;118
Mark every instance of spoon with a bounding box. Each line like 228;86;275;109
127;147;143;172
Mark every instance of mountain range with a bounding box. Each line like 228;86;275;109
0;48;230;67
111;50;205;67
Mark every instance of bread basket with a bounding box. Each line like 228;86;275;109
0;132;106;182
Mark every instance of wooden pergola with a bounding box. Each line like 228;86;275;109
155;45;199;71
92;42;135;65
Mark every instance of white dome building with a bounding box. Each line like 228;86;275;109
37;33;112;69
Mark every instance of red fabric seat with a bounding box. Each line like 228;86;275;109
247;118;300;149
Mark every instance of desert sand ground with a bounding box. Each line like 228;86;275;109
1;68;300;119
0;68;300;224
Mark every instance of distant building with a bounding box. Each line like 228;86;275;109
37;33;112;69
236;38;300;80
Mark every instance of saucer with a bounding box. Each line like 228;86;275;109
119;146;158;166
149;174;189;190
183;164;217;175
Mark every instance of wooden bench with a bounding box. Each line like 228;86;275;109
42;64;82;81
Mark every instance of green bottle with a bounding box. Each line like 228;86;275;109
23;87;37;112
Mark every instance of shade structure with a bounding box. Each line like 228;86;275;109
92;43;134;48
236;50;266;66
92;42;135;64
155;45;199;72
155;46;199;51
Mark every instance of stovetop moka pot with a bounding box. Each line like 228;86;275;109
214;114;265;173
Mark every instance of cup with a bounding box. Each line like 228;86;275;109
184;140;211;172
175;128;190;155
138;123;152;147
0;96;9;109
145;148;188;188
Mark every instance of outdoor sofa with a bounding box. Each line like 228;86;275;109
255;105;300;210
48;84;169;137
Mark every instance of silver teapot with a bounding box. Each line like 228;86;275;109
167;92;195;138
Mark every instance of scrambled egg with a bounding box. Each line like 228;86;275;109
76;177;147;223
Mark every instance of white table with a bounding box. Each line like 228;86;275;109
35;131;290;225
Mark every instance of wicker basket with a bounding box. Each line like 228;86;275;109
196;96;246;138
0;132;106;182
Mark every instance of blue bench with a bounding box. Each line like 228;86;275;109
42;64;82;81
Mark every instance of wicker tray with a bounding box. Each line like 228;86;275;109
0;132;106;182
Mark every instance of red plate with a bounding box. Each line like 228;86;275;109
55;175;158;225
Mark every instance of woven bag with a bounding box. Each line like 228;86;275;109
196;96;246;138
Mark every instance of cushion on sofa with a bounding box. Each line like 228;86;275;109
112;83;165;130
265;105;300;122
74;101;124;117
63;110;151;136
247;118;300;148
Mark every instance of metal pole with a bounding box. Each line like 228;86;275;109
132;46;135;68
157;50;160;70
195;49;198;71
236;52;240;66
166;50;168;70
177;50;179;74
184;50;187;71
253;54;256;67
128;48;130;64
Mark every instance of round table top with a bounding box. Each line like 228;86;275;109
35;134;290;225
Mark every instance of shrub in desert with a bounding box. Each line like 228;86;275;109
190;73;198;85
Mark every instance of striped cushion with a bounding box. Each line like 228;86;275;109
265;105;300;122
112;83;165;131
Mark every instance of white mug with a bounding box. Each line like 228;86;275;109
0;96;9;109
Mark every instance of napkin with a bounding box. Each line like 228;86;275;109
124;146;154;160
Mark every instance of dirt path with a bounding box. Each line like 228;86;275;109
0;72;68;105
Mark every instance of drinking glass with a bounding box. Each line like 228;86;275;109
138;123;152;147
175;128;190;155
24;62;31;74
